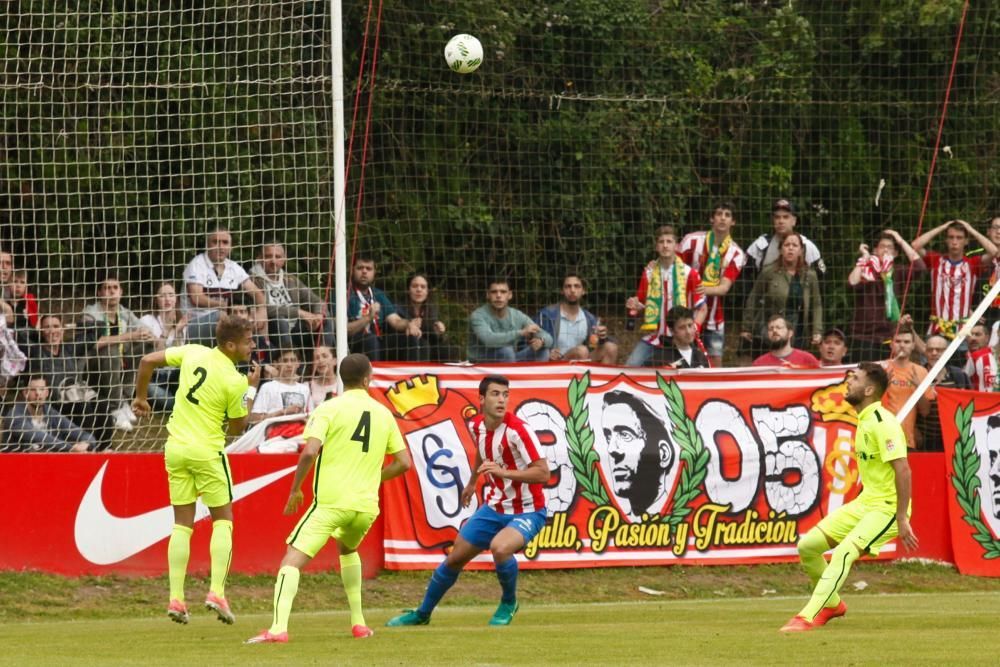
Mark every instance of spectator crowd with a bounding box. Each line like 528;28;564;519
2;202;999;453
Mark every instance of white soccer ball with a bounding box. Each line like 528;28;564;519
444;34;483;74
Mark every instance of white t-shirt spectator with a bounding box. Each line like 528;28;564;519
253;380;312;416
309;379;338;407
181;252;251;318
139;314;185;348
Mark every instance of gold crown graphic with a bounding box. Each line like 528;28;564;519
386;374;443;417
811;381;858;426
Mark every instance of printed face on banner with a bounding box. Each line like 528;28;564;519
982;417;1000;525
589;386;679;522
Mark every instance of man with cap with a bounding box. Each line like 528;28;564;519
745;199;825;277
818;328;849;367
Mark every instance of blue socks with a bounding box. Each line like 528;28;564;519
495;557;519;604
417;563;460;616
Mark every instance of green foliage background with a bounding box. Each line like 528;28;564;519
2;0;997;328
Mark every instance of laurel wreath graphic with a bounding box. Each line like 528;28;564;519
656;374;710;526
952;401;1000;559
566;372;610;507
566;372;708;525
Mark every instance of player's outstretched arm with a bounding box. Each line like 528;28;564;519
132;350;168;418
381;449;412;482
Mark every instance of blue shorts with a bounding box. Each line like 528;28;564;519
458;505;547;550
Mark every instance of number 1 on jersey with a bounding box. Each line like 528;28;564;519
351;411;371;452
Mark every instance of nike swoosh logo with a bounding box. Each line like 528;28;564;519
74;461;296;565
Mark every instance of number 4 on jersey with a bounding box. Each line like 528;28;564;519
351;411;371;452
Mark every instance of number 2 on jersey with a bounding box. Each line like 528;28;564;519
351;411;371;452
185;367;208;405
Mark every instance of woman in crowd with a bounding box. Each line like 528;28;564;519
309;344;338;407
28;314;114;449
741;232;823;354
139;282;189;410
388;272;458;362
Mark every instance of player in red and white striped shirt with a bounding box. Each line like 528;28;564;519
386;375;549;628
679;202;746;367
912;219;997;339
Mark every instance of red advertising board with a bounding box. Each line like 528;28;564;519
938;388;1000;576
0;454;383;578
0;365;958;578
373;363;886;569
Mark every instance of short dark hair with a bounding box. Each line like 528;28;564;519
228;290;254;309
766;313;788;328
478;374;510;397
894;324;916;338
338;353;372;388
562;272;585;288
666;306;694;330
712;201;735;215
487;278;511;291
353;254;376;267
654;225;677;242
216;315;253;345
857;362;889;397
277;348;299;360
946;221;968;237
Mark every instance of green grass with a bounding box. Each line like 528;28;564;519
2;593;998;666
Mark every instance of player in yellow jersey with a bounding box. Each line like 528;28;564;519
780;362;919;632
133;315;261;626
246;353;412;644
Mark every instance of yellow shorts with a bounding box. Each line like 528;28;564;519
164;443;233;508
815;498;903;556
286;506;377;557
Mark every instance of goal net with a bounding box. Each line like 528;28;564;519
1;1;996;451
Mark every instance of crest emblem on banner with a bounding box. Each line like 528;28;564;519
953;402;1000;558
566;372;708;525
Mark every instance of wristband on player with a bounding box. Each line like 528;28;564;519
244;386;257;402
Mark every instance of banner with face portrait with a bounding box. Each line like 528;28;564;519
937;388;1000;576
373;363;893;570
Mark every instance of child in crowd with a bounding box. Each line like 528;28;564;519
249;349;313;425
10;270;39;330
309;345;338;407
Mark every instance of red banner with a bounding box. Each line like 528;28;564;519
938;388;1000;576
372;363;891;569
0;454;383;578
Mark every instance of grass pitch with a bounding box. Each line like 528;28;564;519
3;591;997;666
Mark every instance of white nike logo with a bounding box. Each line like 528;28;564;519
74;461;296;565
